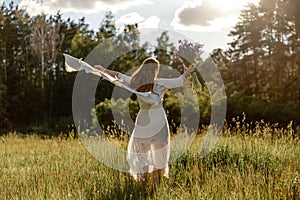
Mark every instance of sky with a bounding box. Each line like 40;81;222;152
2;0;260;53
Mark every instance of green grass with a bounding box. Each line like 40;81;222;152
0;125;299;199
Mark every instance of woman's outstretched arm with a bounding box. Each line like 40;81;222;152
94;65;119;77
157;65;195;89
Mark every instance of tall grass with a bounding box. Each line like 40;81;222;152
0;121;299;199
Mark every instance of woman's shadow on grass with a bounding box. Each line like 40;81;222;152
88;172;159;200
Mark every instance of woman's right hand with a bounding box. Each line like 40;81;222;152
94;65;104;72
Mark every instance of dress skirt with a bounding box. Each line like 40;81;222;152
126;106;170;180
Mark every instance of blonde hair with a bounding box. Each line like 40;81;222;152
130;57;160;92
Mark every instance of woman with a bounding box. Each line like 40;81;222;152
94;58;194;184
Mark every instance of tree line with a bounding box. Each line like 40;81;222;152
0;0;299;135
0;2;182;134
211;0;300;125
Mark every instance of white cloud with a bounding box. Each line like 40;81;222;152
107;0;154;13
140;15;160;29
117;12;145;25
18;0;154;15
172;13;239;32
19;0;57;16
116;13;160;30
171;0;253;32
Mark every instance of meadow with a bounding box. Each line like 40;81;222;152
0;121;299;200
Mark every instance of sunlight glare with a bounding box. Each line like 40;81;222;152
210;0;260;11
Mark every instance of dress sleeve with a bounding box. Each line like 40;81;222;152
157;75;185;89
118;73;131;86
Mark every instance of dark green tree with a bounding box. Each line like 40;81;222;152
155;31;177;68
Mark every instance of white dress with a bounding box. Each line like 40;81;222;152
118;73;185;180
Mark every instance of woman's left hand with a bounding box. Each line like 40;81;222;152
184;65;195;74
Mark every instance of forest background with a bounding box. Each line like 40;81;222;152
0;0;299;135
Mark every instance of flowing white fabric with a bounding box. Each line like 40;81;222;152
63;53;161;105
